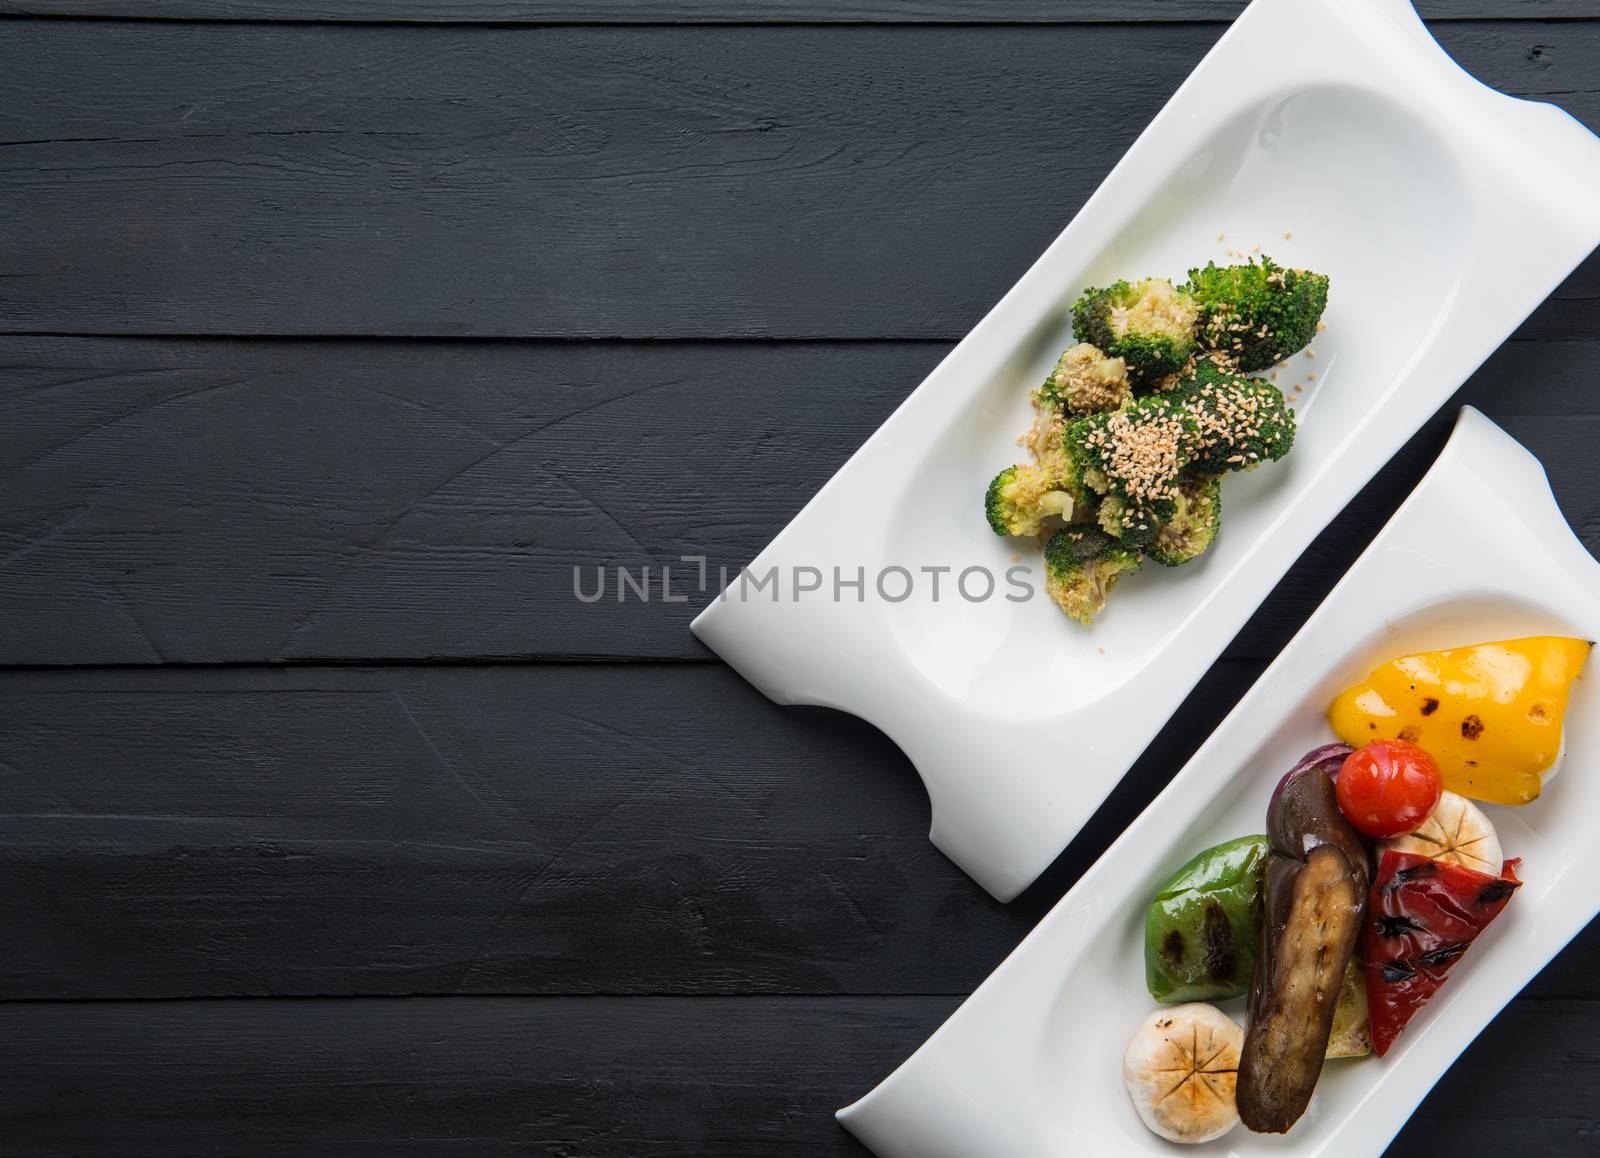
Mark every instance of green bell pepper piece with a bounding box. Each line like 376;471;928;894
1144;834;1268;1003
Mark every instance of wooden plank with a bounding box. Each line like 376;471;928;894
0;337;926;664
2;660;1595;1001
3;336;1599;666
1;22;1596;339
0;658;1253;999
0;994;1595;1156
0;1;1591;24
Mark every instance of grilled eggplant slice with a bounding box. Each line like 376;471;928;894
1236;749;1370;1134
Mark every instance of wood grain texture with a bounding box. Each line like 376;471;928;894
3;659;1596;1002
0;1;1592;24
2;8;1598;1156
0;995;1596;1157
1;21;1596;339
4;336;1599;665
0;658;1254;999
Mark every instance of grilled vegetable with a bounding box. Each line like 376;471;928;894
1380;791;1502;876
1237;745;1370;1134
1335;740;1443;839
1145;835;1268;1003
1328;636;1592;805
1361;851;1521;1056
1325;959;1372;1059
1122;1003;1243;1144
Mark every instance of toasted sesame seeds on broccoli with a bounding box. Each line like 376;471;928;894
1044;525;1143;625
1037;342;1133;415
1185;256;1328;371
1093;494;1151;549
1068;396;1196;544
1168;360;1296;473
1071;278;1201;383
1146;473;1222;567
977;251;1326;627
985;463;1076;538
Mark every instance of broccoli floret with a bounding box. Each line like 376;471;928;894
1068;396;1196;544
1185;257;1328;371
1168;361;1296;473
1037;342;1132;415
1071;278;1200;382
1096;494;1157;548
985;463;1076;537
1044;526;1142;625
1146;473;1222;567
1023;406;1095;513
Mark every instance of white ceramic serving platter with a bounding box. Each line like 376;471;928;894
837;409;1600;1158
690;0;1600;901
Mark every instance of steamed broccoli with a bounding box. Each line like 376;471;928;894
1185;257;1328;371
1071;278;1200;382
1095;494;1156;549
1044;526;1142;625
1146;473;1222;567
1168;360;1296;473
985;463;1076;537
1038;342;1132;415
1022;406;1094;511
1068;396;1196;545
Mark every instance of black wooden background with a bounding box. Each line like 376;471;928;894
3;2;1600;1154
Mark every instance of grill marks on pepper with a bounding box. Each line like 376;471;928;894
1380;942;1476;985
1201;899;1239;985
1379;958;1417;983
1384;860;1440;891
1461;714;1484;740
1161;928;1186;968
1418;942;1470;969
1420;697;1440;716
1375;914;1424;938
1476;878;1517;906
1160;900;1242;986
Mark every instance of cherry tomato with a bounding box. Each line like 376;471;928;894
1336;740;1444;838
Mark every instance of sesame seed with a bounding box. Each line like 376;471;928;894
1317;320;1328;332
1217;231;1225;241
1010;553;1021;563
1294;384;1303;393
1097;645;1106;655
1308;372;1318;381
1252;244;1261;253
1305;348;1317;359
1284;231;1294;240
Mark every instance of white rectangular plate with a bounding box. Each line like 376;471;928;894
690;0;1600;900
837;409;1600;1157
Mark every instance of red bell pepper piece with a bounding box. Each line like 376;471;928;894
1360;850;1521;1056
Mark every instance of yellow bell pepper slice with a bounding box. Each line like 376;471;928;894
1328;636;1591;805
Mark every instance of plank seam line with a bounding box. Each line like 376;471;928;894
0;331;1582;346
0;655;1283;672
3;13;1590;30
0;331;961;347
0;991;1585;1006
0;992;982;1006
